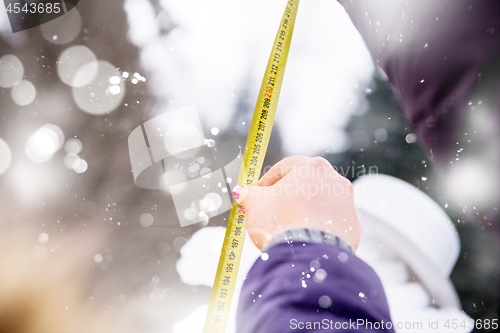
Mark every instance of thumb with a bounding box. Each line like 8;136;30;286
231;185;260;209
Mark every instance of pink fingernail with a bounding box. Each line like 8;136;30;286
232;185;244;199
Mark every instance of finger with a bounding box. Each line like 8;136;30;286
257;155;306;186
309;156;338;178
231;185;260;210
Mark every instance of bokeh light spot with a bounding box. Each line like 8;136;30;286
57;45;98;87
41;8;83;44
140;213;154;227
11;80;36;106
25;124;64;163
72;61;125;115
0;54;24;88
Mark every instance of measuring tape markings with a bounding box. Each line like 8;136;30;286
203;1;300;332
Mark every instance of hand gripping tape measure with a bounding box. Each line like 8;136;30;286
203;1;300;332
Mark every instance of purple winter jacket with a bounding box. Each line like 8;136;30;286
338;0;500;168
339;0;500;234
236;242;395;333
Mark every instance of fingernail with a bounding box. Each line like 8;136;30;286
232;185;246;204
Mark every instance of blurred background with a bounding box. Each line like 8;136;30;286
0;0;498;332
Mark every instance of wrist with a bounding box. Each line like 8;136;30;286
262;227;355;253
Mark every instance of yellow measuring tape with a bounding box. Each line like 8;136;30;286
203;1;300;332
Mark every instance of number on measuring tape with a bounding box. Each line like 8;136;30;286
203;1;300;332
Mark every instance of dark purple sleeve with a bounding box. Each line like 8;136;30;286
337;0;500;167
236;242;395;333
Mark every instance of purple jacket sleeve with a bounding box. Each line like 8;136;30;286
236;242;395;333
